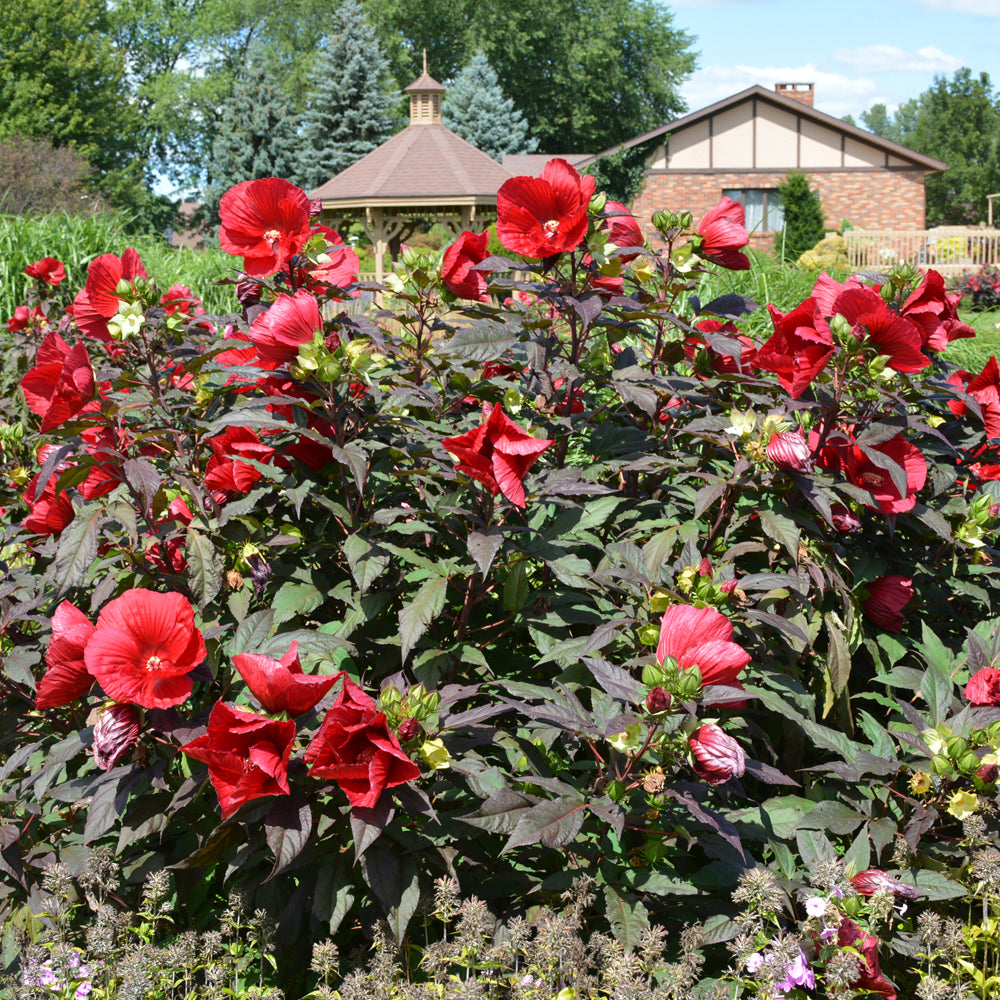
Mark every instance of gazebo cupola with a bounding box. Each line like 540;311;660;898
404;54;445;125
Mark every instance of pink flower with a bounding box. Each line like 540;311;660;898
695;197;750;270
442;403;553;508
93;703;141;771
689;724;746;785
966;667;1000;706
863;576;914;633
656;604;751;698
496;159;595;258
441;230;491;301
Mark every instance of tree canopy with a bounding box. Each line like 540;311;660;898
856;68;1000;227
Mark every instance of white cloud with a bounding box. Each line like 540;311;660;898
680;65;879;120
906;0;1000;14
833;45;964;73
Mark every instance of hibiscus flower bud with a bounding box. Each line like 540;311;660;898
977;762;998;783
236;279;262;308
849;869;918;900
766;431;813;473
831;504;862;534
689;724;746;785
645;687;672;714
397;717;420;742
93;703;141;771
862;575;913;633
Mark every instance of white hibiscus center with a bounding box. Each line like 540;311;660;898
543;219;559;238
263;228;281;246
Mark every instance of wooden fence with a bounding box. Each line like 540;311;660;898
845;227;1000;278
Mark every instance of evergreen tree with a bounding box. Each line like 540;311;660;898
776;170;826;262
441;53;536;161
206;54;302;210
296;0;401;192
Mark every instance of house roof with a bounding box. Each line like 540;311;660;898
577;85;949;173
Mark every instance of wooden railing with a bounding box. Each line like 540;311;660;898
845;228;1000;278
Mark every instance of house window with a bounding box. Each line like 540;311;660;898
723;189;784;234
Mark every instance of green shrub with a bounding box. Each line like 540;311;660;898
776;170;826;262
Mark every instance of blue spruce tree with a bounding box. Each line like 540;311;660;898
296;0;401;192
441;52;536;162
206;54;301;210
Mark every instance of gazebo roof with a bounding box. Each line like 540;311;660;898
309;123;514;206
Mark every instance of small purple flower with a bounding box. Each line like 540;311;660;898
774;947;815;997
745;951;764;973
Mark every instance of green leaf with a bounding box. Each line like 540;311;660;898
399;573;449;664
272;581;324;626
185;527;223;608
228;610;275;656
920;663;954;726
311;864;355;935
502;797;588;852
54;504;101;593
467;528;504;576
360;846;420;946
442;320;518;362
503;561;529;612
343;533;390;595
843;824;871;875
824;613;851;702
544;554;592;589
264;798;312;881
604;884;649;950
910;868;965;900
461;788;535;835
795;828;835;869
797;800;866;835
759;509;800;562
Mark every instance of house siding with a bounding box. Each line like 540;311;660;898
630;169;928;250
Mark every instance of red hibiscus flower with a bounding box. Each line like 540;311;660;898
35;602;97;709
203;426;276;501
966;667;1000;706
766;430;813;473
93;703;141;771
233;641;339;717
496;158;595;259
218;178;312;278
695;197;750;270
656;604;751;702
835;918;897;1000
303;226;360;292
830;286;931;372
20;332;97;432
863;575;913;633
601;201;644;261
73;249;147;340
947;357;1000;440
900;269;974;351
84;589;206;709
441;230;490;301
160;285;205;317
850;869;918;900
7;305;30;332
844;434;926;515
442;403;553;508
305;674;421;809
753;299;835;398
22;463;75;537
688;724;746;785
247;290;324;369
181;701;296;818
25;257;67;286
685;319;757;376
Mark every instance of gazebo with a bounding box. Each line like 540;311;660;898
309;60;514;281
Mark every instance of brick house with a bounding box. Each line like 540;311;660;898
583;83;948;249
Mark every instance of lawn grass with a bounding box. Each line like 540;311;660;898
946;308;1000;370
0;210;237;318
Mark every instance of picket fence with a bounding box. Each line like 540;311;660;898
845;227;1000;278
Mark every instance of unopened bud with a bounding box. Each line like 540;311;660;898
880;282;895;305
651;211;674;232
115;278;133;297
929;754;952;775
677;211;693;230
977;763;999;784
646;687;672;714
397;717;420;742
589;191;608;215
93;703;141;771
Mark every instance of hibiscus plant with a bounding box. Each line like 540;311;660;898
1;165;999;998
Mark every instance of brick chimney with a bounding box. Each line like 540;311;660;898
775;82;814;107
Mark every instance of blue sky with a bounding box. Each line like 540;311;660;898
668;0;1000;122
